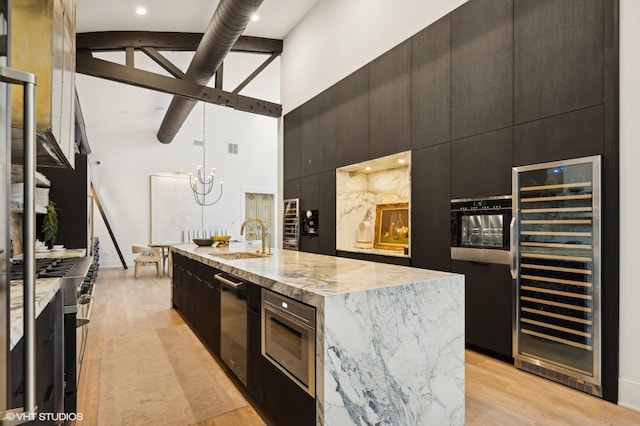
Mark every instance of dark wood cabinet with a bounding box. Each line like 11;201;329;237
369;39;412;159
300;174;320;254
336;65;370;167
411;143;451;272
451;260;513;361
301;87;337;176
246;283;263;405
514;0;603;124
283;178;301;200
263;357;315;426
40;154;88;249
451;127;513;198
513;105;604;166
337;250;410;266
284;107;302;181
10;291;63;421
199;263;221;357
451;0;513;140
412;15;451;149
318;170;336;256
174;256;221;357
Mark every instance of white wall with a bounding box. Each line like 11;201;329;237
78;50;279;267
282;0;640;410
281;0;468;113
618;0;640;411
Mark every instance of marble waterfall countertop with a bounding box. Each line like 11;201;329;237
9;278;60;350
173;243;465;425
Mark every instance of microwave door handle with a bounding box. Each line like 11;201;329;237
510;217;517;279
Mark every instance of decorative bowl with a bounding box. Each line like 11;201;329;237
193;238;214;246
211;235;231;246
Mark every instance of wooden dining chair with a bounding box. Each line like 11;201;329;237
132;244;161;278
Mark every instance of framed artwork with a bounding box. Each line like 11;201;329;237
374;202;409;250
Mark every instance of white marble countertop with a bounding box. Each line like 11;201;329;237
9;248;85;350
172;242;465;425
9;278;61;350
172;242;456;308
13;247;87;260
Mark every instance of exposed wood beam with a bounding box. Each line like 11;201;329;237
141;47;186;79
233;51;279;94
125;47;134;67
77;31;283;54
76;52;281;118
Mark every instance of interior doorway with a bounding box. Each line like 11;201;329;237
244;193;274;247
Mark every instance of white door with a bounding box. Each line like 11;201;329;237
244;193;274;246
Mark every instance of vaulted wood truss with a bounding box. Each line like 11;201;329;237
76;31;283;118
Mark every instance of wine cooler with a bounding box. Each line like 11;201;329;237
512;155;602;397
283;198;300;250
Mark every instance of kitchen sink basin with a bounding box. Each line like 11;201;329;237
211;252;269;260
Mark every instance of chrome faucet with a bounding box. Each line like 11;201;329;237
240;217;269;254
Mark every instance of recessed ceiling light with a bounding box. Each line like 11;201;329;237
136;6;147;15
365;166;372;171
251;13;260;22
398;159;406;164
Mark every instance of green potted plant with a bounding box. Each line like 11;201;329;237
42;200;59;248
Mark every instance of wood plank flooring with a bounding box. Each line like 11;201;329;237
77;268;640;425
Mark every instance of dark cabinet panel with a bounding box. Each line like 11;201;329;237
513;105;604;166
283;178;300;200
263;357;315;426
246;283;263;405
412;15;451;149
337;65;370;167
411;143;451;272
451;0;513;140
300;174;319;211
451;127;513;198
41;154;88;249
337;250;410;266
301;87;337;176
370;40;412;159
284;107;302;181
451;260;513;360
514;0;604;124
318;87;338;172
300;174;320;254
318;170;336;256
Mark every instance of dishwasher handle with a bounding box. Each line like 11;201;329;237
214;272;245;289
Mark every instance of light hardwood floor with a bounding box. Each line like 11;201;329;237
77;268;640;425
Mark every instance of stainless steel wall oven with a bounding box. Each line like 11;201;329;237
451;195;512;264
261;289;315;397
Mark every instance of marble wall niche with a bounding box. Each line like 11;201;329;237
336;152;411;257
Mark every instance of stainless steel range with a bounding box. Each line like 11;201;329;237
10;252;98;420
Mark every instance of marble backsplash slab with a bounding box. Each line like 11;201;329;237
336;166;410;254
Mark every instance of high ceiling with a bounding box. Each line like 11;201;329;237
76;0;321;38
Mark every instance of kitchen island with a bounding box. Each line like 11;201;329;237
172;243;464;425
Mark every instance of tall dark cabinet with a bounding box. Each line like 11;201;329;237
411;143;450;272
514;0;604;123
369;40;412;159
39;154;88;249
411;15;451;149
337;65;370;167
282;0;618;401
451;0;513;140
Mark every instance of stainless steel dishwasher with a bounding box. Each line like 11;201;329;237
215;272;247;385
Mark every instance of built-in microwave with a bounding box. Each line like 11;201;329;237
262;289;316;397
450;195;512;264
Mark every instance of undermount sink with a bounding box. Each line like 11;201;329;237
211;252;269;260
